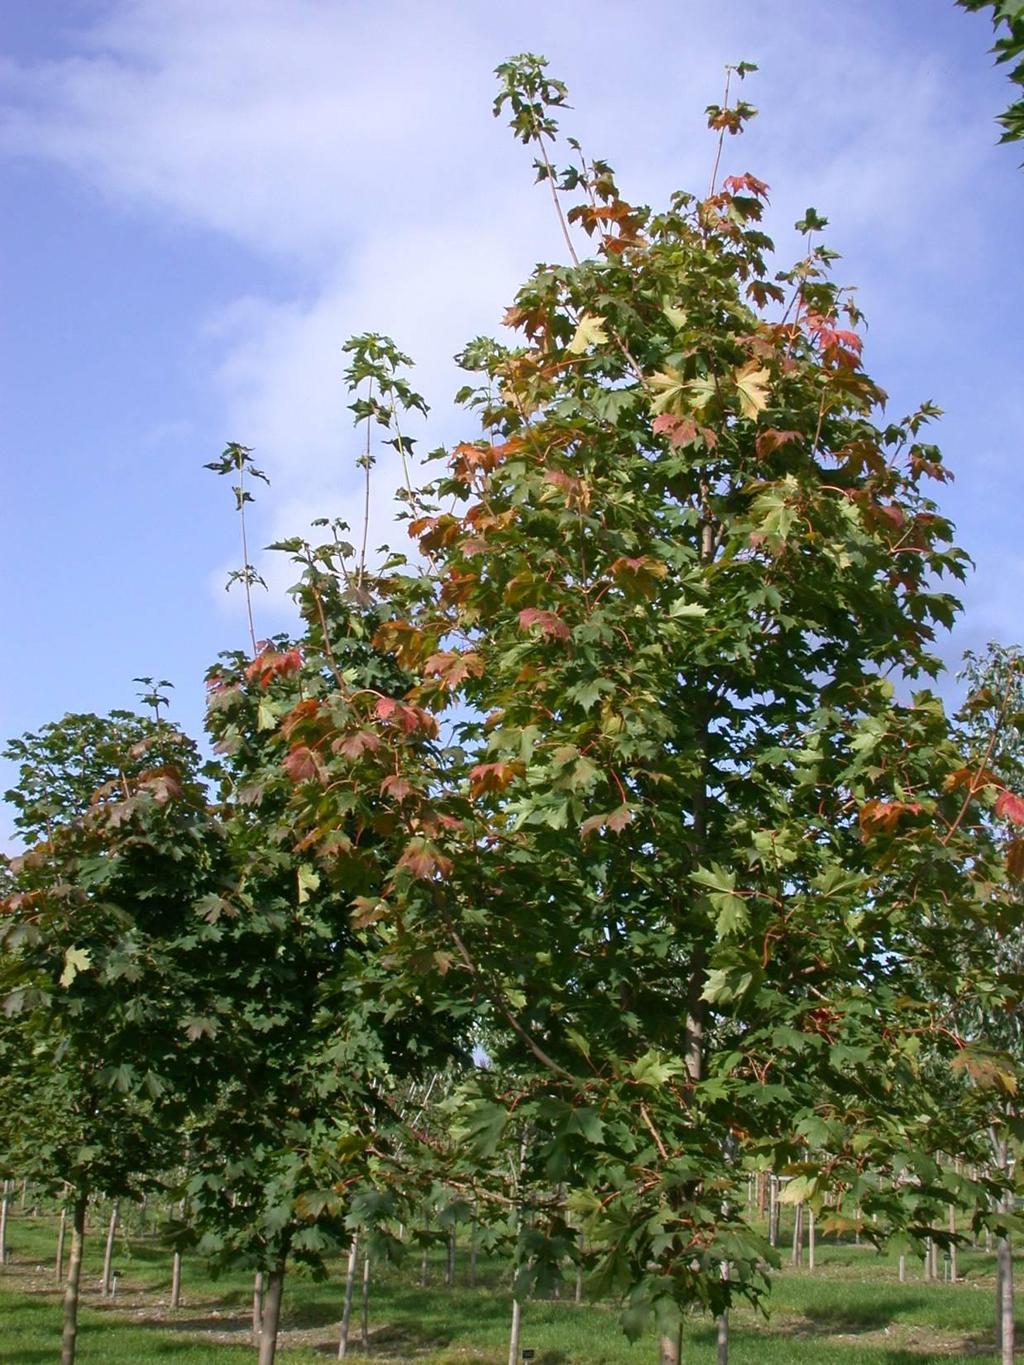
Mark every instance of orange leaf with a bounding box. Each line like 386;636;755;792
859;799;924;838
468;762;523;798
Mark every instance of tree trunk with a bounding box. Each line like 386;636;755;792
469;1214;478;1288
0;1179;11;1265
658;1327;682;1364
507;1296;522;1365
253;1271;264;1343
808;1209;816;1272
948;1204;958;1284
768;1176;779;1248
446;1227;456;1286
998;1231;1014;1364
361;1252;370;1348
923;1237;934;1282
56;1208;67;1284
717;1310;729;1364
257;1261;286;1365
338;1237;358;1359
791;1202;804;1267
101;1200;119;1295
170;1251;182;1308
898;1253;906;1282
60;1194;87;1365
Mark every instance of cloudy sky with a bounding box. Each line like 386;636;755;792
1;0;1021;840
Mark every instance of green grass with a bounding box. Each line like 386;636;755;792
0;1209;1014;1363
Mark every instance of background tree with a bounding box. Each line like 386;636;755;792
0;712;222;1364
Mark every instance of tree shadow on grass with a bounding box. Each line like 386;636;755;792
779;1295;929;1335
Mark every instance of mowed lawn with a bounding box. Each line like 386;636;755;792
0;1210;1014;1363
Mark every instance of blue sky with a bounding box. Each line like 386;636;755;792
1;0;1021;845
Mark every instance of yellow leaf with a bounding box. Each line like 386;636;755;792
567;312;608;354
60;946;92;988
734;361;771;420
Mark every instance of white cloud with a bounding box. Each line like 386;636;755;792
3;0;1019;645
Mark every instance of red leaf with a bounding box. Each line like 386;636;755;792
375;697;439;737
723;172;770;199
397;839;453;881
518;608;570;642
755;429;803;459
652;413;699;449
380;774;416;803
332;730;382;760
246;648;303;688
283;745;326;785
996;790;1024;826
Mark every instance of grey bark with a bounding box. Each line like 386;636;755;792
101;1200;119;1295
791;1202;804;1267
361;1252;370;1347
56;1208;67;1284
337;1236;358;1359
60;1195;87;1365
507;1296;522;1365
257;1261;286;1365
252;1270;264;1343
170;1251;182;1308
0;1179;11;1265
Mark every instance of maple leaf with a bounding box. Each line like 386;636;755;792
280;698;321;741
996;789;1024;825
941;766;997;793
332;730;382;760
283;745;327;785
567;312;609;354
60;946;92;988
246;648;303;688
1007;838;1024;882
397;839;453;881
380;774;416;803
468;762;524;798
422;651;485;688
755;429;803;459
375;697;439;736
859;799;924;837
723;172;770;199
518;608;571;642
734;361;771;420
652;413;699;448
138;766;183;805
580;805;632;839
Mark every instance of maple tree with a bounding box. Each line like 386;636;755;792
0;712;222;1364
262;54;1021;1360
